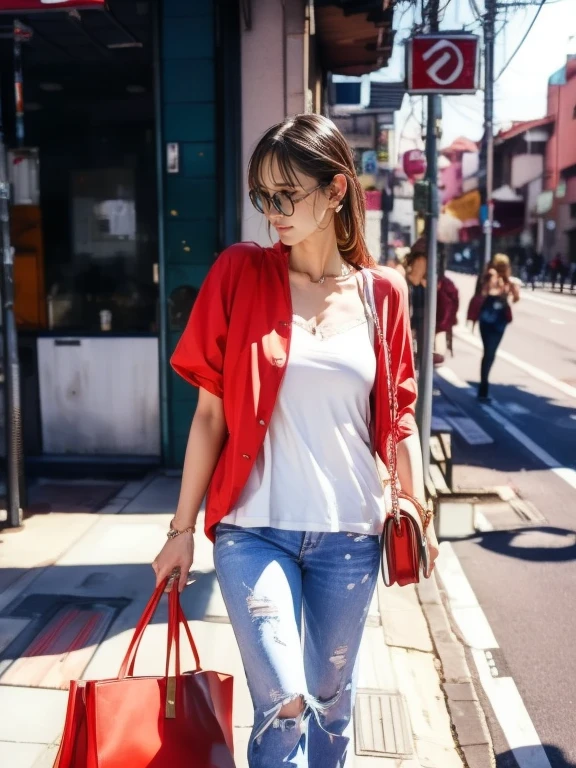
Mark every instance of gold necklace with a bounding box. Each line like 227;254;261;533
293;260;353;285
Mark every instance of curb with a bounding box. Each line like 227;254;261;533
417;573;496;768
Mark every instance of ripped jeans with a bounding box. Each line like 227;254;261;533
213;524;380;768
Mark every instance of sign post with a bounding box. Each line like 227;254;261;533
406;31;479;479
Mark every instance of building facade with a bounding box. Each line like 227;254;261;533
1;0;393;471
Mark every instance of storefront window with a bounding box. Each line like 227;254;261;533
1;1;158;334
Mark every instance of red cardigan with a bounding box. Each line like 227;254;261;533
171;241;418;541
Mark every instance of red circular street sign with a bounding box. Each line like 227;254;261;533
407;34;480;94
403;150;427;181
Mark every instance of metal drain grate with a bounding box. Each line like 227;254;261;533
354;689;414;757
0;594;128;689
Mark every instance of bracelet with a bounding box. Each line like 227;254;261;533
166;518;196;539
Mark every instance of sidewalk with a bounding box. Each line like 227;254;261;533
0;474;485;767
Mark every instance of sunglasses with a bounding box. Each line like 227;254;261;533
249;183;324;217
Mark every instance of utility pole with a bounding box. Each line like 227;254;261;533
0;20;30;530
418;0;441;478
0;86;22;530
481;0;496;272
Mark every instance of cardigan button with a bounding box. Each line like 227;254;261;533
258;419;266;426
242;453;250;460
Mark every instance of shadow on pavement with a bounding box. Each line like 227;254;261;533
498;745;576;768
0;563;219;641
434;375;576;473
441;526;576;564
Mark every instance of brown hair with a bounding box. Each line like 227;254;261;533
248;113;375;269
484;253;511;283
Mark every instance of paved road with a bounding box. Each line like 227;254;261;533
437;274;576;767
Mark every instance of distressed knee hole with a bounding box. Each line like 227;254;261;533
245;590;279;619
329;645;348;671
277;695;305;719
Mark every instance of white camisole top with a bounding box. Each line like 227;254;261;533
220;303;385;535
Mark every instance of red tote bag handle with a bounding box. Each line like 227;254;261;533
118;578;201;680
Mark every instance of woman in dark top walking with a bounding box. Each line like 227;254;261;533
477;253;520;403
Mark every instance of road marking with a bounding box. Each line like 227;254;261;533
436;367;576;492
521;292;576;315
549;318;565;325
437;543;552;768
454;326;576;400
436;365;472;390
436;543;499;649
500;402;531;415
486;404;576;491
434;368;494;444
445;415;494;445
472;649;553;768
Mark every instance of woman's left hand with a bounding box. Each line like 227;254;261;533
425;525;440;573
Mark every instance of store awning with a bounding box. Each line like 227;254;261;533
314;1;395;75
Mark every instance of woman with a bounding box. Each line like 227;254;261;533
152;114;439;768
476;253;520;403
404;243;459;366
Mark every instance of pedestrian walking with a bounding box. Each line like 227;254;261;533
570;262;576;293
151;114;439;768
473;253;520;403
550;252;566;292
404;242;459;366
526;252;543;291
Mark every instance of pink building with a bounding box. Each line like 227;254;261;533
439;137;479;205
543;55;576;262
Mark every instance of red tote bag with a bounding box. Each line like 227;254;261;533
53;579;234;768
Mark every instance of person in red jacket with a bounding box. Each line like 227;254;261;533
152;114;438;767
404;245;459;365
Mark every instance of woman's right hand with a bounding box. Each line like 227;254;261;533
152;533;195;593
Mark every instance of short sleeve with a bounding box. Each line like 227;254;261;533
385;269;418;442
170;249;234;399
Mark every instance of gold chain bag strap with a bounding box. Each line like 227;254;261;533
361;269;432;586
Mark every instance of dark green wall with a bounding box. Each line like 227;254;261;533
160;0;217;466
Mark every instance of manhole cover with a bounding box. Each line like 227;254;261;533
354;690;413;757
0;594;128;689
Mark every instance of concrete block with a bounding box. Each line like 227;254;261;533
443;682;478;702
121;476;181;515
416;572;443;606
415;738;463;768
57;515;167;567
461;743;496;768
99;500;128;515
391;648;457;753
232;727;251;768
0;514;97;572
0;742;46;768
379;582;433;653
0;618;30;654
421;603;454;644
31;743;60;768
0;686;68;744
435;640;471;684
449;700;490;747
357;626;398;693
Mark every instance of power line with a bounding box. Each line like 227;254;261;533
495;0;547;81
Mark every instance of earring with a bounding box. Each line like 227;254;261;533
335;203;343;213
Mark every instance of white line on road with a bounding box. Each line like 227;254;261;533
454;326;576;400
549;318;565;325
472;649;553;768
436;543;499;649
521;292;576;315
437;543;552;768
435;367;576;493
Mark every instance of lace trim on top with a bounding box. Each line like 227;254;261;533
292;312;369;340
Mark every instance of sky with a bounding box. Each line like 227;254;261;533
372;0;576;153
